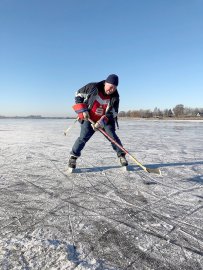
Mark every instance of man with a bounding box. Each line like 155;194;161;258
68;74;128;171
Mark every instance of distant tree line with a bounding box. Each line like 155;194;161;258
118;104;203;118
0;115;73;119
1;104;203;120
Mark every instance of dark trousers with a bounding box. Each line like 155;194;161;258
71;120;124;157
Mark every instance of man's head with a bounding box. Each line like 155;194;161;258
104;74;119;95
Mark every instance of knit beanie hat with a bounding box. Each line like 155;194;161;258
105;74;119;86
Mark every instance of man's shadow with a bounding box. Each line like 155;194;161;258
75;165;123;173
76;160;203;185
77;160;203;172
147;160;203;168
144;160;203;185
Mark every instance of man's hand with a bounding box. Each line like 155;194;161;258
91;115;108;131
72;103;89;120
83;111;90;120
91;122;100;131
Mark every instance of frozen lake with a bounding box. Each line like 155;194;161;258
0;119;203;269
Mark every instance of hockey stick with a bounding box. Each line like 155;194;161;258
89;119;161;175
64;118;78;136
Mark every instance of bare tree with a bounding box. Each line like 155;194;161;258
153;107;158;118
168;109;173;117
118;111;126;117
173;104;184;117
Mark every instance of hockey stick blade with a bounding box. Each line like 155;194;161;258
145;167;161;175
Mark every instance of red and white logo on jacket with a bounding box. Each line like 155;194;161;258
89;92;110;122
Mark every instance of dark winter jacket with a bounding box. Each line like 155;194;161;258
75;80;120;122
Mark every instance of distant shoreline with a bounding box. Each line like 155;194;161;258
0;116;75;119
118;117;203;122
1;116;203;122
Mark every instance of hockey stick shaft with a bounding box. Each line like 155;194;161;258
89;119;161;175
64;118;78;136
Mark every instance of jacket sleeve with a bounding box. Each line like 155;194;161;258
105;96;120;121
75;83;97;104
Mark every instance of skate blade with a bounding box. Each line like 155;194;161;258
66;167;75;174
122;166;128;172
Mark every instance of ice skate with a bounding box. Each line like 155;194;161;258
67;156;77;173
119;154;128;171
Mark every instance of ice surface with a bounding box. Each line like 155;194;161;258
0;119;203;269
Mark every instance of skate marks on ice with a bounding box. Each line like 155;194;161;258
53;177;203;269
0;229;117;270
0;119;203;269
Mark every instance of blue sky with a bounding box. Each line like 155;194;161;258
0;0;202;117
